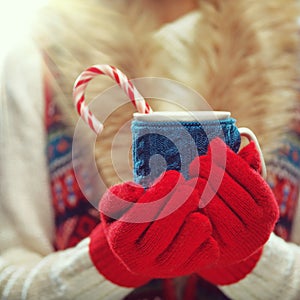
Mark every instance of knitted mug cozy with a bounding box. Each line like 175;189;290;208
131;117;241;186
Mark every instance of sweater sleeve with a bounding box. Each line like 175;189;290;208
0;40;132;299
219;233;300;300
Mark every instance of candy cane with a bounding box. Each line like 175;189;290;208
73;64;152;134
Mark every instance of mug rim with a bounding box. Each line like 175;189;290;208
133;111;231;121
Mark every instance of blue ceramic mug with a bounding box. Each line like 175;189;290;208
132;111;265;187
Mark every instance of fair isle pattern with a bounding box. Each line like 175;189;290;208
267;129;300;241
45;79;100;250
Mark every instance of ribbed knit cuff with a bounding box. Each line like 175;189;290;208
37;237;134;300
219;233;300;300
89;224;151;288
59;238;133;300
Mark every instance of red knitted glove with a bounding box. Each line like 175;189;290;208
99;171;219;279
189;138;279;284
198;248;263;285
89;223;151;287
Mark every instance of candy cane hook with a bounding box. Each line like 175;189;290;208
73;64;152;134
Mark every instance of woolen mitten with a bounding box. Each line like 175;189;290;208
99;170;219;278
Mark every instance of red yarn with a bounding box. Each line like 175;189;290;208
189;139;279;265
189;139;279;284
198;248;263;285
100;170;219;278
89;224;151;287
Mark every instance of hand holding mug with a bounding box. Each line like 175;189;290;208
92;137;278;286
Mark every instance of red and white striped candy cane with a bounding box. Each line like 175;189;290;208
73;64;152;134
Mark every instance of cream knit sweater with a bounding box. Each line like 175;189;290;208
1;16;300;300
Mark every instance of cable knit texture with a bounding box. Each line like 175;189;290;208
132;118;241;186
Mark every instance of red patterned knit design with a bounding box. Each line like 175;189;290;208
44;77;99;250
267;107;300;241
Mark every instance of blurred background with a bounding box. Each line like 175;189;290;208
0;0;48;59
